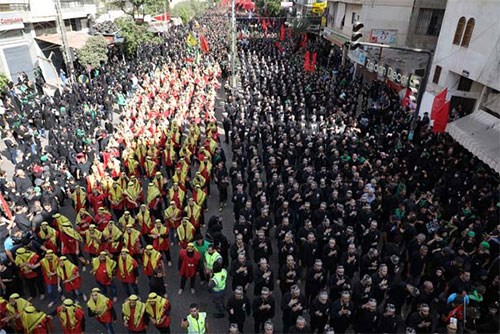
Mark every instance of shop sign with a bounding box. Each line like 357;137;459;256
365;58;409;86
0;13;24;31
370;29;397;45
348;49;366;66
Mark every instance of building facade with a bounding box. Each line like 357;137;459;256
421;0;500;173
0;0;96;82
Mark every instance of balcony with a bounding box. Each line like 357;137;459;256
0;1;29;12
60;0;95;9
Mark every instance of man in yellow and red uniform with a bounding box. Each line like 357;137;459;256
146;292;172;334
142;245;164;279
15;247;45;300
108;181;124;218
95;207;112;231
38;221;58;253
122;294;148;334
87;287;115;334
40;250;59;308
92;251;117;302
57;298;85;334
123;224;142;260
20;305;52;334
102;220;123;257
56;256;86;302
137;204;154;243
150;219;172;266
117;248;139;296
5;293;32;332
84;224;103;257
71;185;86;213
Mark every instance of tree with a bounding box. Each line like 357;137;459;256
256;0;281;17
170;0;209;24
76;36;109;69
107;0;165;20
0;73;9;91
115;17;161;57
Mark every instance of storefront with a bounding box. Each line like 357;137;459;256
0;12;37;81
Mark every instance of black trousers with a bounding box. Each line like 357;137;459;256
180;276;196;290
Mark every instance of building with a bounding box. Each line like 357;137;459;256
0;0;96;83
421;0;500;174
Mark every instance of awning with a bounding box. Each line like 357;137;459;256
36;31;92;50
446;110;500;174
322;30;348;47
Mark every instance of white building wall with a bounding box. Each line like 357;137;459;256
427;0;500;95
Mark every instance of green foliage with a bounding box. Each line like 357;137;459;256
76;36;109;69
108;0;165;20
171;0;209;23
115;17;161;57
290;17;310;37
0;73;9;91
256;0;281;17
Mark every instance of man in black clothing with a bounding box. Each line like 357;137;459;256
355;298;379;334
287;316;311;334
229;252;253;292
227;286;251;333
309;290;330;334
377;303;402;333
329;291;355;334
281;285;308;333
407;304;433;334
252;287;275;334
304;259;327;304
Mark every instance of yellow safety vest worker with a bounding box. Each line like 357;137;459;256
205;251;221;271
187;312;207;334
211;269;227;292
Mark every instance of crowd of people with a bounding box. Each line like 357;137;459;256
0;7;498;334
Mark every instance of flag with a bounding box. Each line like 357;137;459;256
445;303;464;322
186;32;198;47
433;101;450;133
401;88;411;107
275;41;283;52
221;0;230;5
301;34;308;49
262;19;268;36
431;88;447;120
280;24;285;41
0;193;12;220
239;31;243;40
288;27;292;39
200;34;209;53
304;51;310;72
311;52;317;72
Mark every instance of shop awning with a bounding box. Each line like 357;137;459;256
322;29;348;47
36;31;92;50
446;110;500;174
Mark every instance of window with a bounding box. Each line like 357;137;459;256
453;17;466;45
432;65;442;84
415;9;444;36
461;18;475;47
457;76;473;91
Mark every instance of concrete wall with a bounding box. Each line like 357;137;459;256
406;0;447;50
426;0;500;95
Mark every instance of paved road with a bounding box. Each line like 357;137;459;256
15;82;286;334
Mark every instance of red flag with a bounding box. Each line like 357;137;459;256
433;101;450;133
288;27;292;39
200;34;209;53
275;41;284;52
239;31;243;40
431;88;447;120
401;88;411;107
301;34;308;49
304;51;310;72
262;19;268;36
311;52;317;72
445;303;464;322
280;24;285;41
221;0;230;6
0;193;12;220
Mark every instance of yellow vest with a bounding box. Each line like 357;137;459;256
205;251;221;271
187;312;207;334
212;268;227;292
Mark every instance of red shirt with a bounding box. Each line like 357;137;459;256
95;299;113;324
19;253;40;279
179;249;200;277
88;193;106;213
151;301;171;328
117;258;138;284
63;266;82;292
95;262;112;285
125;306;147;331
60;232;78;255
41;260;58;285
57;306;85;334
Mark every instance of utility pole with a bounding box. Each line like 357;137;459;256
230;0;236;91
164;0;169;33
54;0;74;84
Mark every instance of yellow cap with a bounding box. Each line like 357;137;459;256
91;287;101;293
99;251;107;256
129;294;139;301
63;299;74;306
41;222;48;226
16;247;26;254
9;293;20;300
148;292;158;300
121;248;130;253
187;243;195;249
145;245;154;250
24;306;36;313
46;250;54;255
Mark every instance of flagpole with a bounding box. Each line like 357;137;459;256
231;0;236;91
